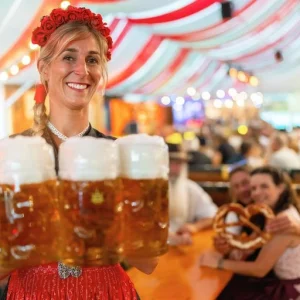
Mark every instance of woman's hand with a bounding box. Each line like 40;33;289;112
199;251;223;269
168;232;193;246
266;213;300;235
177;223;198;234
213;235;231;255
228;248;255;261
126;256;159;275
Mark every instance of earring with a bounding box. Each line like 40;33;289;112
34;84;47;104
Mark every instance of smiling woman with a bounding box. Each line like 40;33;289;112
200;166;300;300
32;10;110;140
1;5;157;300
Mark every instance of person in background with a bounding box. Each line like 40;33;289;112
198;135;221;166
187;135;212;171
213;134;237;165
287;133;300;154
268;132;300;171
202;166;300;299
228;139;264;168
214;166;300;260
167;143;218;246
213;166;253;255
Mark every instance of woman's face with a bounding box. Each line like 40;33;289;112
43;34;102;110
250;173;284;209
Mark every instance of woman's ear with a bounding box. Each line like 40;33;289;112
37;60;49;81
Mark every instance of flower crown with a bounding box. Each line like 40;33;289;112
31;6;113;60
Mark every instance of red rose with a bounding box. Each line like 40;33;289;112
107;51;111;61
32;28;47;46
50;9;67;27
41;16;56;33
100;27;110;37
106;36;113;48
91;16;103;29
67;12;80;21
67;6;77;13
76;7;91;14
81;10;93;22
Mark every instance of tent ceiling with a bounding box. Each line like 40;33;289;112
1;0;299;96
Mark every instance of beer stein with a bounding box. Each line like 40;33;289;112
116;134;169;257
0;136;62;269
58;137;123;266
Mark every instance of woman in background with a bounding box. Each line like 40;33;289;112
201;166;300;299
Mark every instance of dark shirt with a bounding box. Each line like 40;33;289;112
188;151;212;170
218;143;236;164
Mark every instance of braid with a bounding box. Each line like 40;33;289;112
32;102;48;137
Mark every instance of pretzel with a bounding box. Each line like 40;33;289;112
213;203;274;250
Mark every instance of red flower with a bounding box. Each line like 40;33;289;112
32;28;46;46
81;10;93;22
90;16;104;30
106;36;113;48
67;12;79;21
107;51;112;61
50;9;66;27
41;16;56;33
100;27;110;37
31;6;113;60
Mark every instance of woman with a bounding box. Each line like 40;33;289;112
1;6;157;299
200;166;300;299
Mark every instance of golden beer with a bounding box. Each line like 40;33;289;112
0;136;64;269
58;179;123;266
0;180;65;269
116;134;170;258
122;178;169;257
58;137;122;266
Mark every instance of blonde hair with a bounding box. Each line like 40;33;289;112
32;21;109;136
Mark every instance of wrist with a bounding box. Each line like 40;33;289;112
217;257;224;269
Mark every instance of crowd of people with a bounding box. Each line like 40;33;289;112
167;139;300;299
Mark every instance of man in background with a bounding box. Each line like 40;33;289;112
167;143;218;245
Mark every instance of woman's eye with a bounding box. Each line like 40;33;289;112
63;56;74;61
87;57;99;64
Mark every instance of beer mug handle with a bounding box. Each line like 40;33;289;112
4;190;24;223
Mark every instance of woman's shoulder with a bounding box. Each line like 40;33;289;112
277;205;300;220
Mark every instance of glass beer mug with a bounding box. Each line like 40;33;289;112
116;134;169;257
58;137;123;266
0;136;62;269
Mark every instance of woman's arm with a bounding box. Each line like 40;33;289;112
200;234;291;278
267;212;300;236
126;256;159;275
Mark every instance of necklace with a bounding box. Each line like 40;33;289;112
47;121;90;141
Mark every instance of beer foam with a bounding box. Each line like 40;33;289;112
116;134;165;146
0;136;56;184
59;137;119;181
116;134;169;179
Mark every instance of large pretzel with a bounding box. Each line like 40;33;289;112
213;203;275;250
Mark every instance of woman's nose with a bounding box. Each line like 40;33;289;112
74;59;88;76
251;189;260;198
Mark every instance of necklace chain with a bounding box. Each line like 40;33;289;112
47;121;90;141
